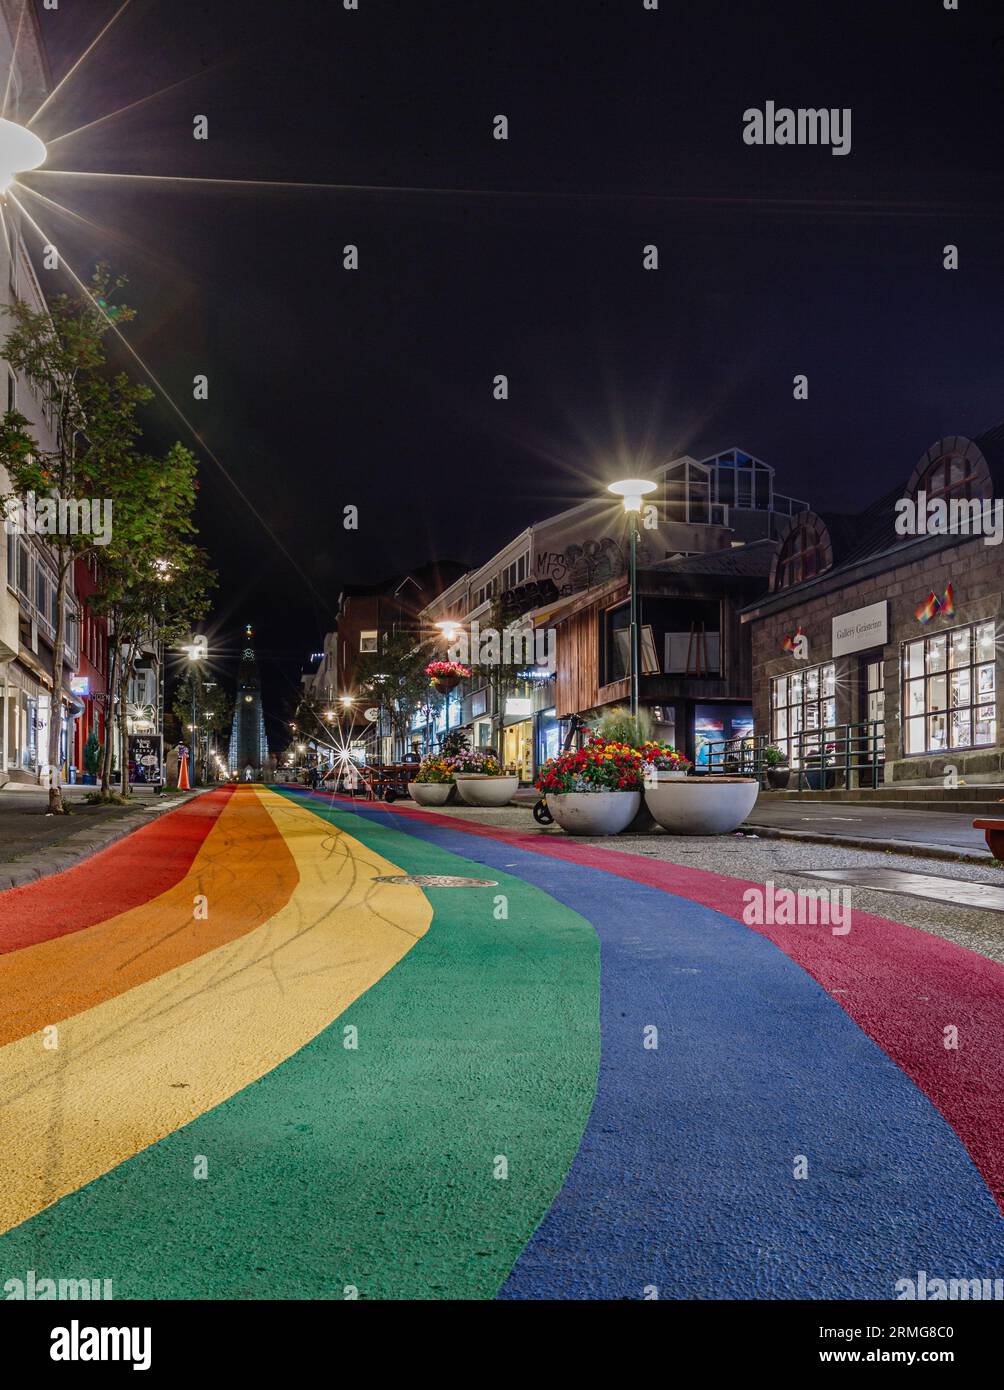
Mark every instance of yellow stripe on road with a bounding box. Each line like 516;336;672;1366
0;788;432;1236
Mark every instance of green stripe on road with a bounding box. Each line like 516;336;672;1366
0;794;599;1300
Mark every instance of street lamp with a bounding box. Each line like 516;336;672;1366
608;478;657;718
433;618;463;750
0;119;46;193
183;636;208;785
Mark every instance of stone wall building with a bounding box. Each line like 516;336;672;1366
742;428;1004;786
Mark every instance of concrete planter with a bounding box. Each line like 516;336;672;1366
548;790;642;836
454;774;519;807
647;770;689;782
644;777;758;835
409;782;453;807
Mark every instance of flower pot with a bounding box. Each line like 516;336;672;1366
409;782;453;806
766;767;790;790
430;674;461;693
649;770;689;782
454;775;519;807
804;769;835;791
643;777;758;835
547;790;642;836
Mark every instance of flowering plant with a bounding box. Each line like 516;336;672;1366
639;740;692;774
536;737;645;794
413;756;454;785
446;748;504;775
425;660;471;679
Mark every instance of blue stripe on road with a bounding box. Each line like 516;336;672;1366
288;791;1004;1300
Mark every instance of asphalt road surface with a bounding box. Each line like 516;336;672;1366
1;784;1002;1300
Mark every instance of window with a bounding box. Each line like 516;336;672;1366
7;372;15;412
915;454;988;506
774;519;829;589
5;536;14;591
771;662;836;768
359;630;378;653
902;621;995;755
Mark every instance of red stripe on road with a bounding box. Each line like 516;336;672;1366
0;788;233;954
305;789;1004;1215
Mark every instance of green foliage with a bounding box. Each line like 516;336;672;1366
594;705;652;748
763;744;788;767
356;631;432;741
439;728;470;758
414;756;454;785
83;730;102;776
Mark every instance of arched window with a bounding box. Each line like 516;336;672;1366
772;514;831;590
905;437;992;508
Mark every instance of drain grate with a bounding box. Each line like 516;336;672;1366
372;874;499;888
796;868;1004;913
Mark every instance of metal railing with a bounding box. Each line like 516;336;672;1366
701;720;885;790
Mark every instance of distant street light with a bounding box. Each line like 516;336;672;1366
608;478;657;717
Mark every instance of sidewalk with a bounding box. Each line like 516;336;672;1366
0;786;199;890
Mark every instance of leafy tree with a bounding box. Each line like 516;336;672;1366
83;729;102;778
466;597;528;758
0;266;154;811
356;631;432;754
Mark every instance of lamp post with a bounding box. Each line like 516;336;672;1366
434;618;463;751
608;478;657;718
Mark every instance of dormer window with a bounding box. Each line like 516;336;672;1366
772;513;831;590
905;437;992;510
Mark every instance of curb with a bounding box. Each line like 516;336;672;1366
741;822;994;867
0;793;202;891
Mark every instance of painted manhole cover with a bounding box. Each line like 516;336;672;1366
372;874;499;888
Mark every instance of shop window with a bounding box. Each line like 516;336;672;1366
902;621;996;755
771;661;836;767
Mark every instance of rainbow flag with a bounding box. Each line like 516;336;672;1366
915;592;939;624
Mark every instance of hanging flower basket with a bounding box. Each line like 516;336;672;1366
426;660;470;693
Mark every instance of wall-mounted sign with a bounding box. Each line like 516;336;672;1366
504;698;533;718
832;600;888;657
70;676;89;695
364;707;379;722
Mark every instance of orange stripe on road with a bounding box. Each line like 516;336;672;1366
0;786;298;1047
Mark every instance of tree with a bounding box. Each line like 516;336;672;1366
83;728;102;779
466;596;528;758
94;514;214;796
356;631;433;754
0;266;153;811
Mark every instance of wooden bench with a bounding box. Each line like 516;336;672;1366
973;819;1004;859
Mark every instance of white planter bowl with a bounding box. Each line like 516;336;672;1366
644;777;758;835
454;775;519;807
547;790;642;836
409;782;453;807
647;770;689;782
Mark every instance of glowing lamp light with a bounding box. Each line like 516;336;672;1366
608;478;657;514
435;617;462;643
0;118;46;193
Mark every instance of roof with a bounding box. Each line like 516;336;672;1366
741;423;1004;618
653;538;778;579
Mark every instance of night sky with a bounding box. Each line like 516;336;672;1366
25;0;1004;741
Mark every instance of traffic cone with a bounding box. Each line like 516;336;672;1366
178;748;191;790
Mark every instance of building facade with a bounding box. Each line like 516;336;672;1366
0;4;83;786
419;448;806;777
743;429;1004;787
229;625;269;779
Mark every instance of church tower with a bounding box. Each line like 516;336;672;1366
228;624;269;780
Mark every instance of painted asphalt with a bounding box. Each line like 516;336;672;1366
0;783;1002;1300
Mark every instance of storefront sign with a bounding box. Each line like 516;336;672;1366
832;601;888;657
70;676;89;696
504;697;533;718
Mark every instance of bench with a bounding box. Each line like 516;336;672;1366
973;819;1004;859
